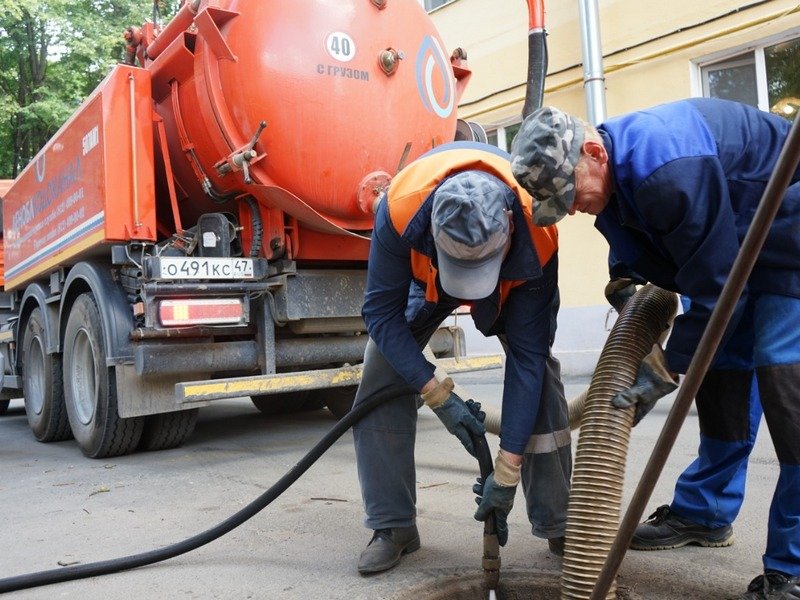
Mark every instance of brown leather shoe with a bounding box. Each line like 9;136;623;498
357;526;421;575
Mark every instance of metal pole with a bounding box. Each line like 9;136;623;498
589;113;800;600
578;0;607;125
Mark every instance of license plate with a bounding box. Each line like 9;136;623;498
153;257;255;280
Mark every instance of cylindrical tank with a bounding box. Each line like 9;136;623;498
150;0;461;235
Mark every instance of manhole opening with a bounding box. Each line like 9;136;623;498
398;572;637;600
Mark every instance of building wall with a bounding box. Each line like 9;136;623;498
428;0;800;371
429;0;800;308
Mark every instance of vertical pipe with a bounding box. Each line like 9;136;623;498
577;0;606;125
589;107;800;600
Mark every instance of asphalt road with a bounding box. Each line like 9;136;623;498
0;370;778;599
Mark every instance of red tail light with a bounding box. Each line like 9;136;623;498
159;298;244;326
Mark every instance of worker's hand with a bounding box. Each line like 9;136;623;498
611;344;679;425
422;378;486;457
473;453;520;547
465;399;486;424
604;277;638;313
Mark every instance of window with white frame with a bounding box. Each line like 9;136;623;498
698;34;800;121
485;122;522;152
423;0;456;12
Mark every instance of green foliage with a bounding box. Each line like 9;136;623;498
0;0;178;178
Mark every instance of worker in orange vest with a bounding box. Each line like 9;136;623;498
353;141;571;574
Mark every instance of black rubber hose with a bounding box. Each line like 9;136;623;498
522;30;548;119
244;196;263;258
0;384;414;594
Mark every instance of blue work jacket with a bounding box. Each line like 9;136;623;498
595;98;800;372
362;142;559;453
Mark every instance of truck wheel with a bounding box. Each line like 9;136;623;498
251;391;312;415
316;385;357;420
63;293;144;458
22;307;72;441
0;399;9;415
138;409;199;452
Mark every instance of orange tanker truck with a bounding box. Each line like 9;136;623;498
0;0;499;458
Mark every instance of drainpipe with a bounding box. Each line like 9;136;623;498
578;0;607;125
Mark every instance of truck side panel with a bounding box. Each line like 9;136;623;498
2;66;156;291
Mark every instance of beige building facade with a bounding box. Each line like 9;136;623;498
426;0;800;309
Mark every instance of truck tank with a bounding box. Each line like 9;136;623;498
144;0;470;257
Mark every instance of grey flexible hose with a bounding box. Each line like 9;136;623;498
431;287;675;600
561;285;677;599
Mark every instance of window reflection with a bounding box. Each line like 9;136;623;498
699;36;800;122
702;55;758;107
424;0;455;10
766;38;800;121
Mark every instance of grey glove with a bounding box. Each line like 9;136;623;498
473;453;520;547
611;344;679;425
422;378;486;457
604;277;638;312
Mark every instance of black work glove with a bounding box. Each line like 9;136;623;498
611;344;679;425
604;277;638;313
422;378;486;457
473;453;520;547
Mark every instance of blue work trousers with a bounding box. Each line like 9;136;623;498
352;318;570;541
671;293;800;576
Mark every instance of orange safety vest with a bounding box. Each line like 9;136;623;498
385;146;558;305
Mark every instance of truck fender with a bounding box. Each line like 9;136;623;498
18;283;59;356
60;262;134;364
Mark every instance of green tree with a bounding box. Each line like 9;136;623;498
0;0;176;178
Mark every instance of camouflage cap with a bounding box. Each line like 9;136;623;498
510;106;585;226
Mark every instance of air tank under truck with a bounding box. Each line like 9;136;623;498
0;0;498;458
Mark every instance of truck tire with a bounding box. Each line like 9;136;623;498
251;391;315;415
138;409;199;452
316;385;357;420
63;293;144;458
22;307;72;442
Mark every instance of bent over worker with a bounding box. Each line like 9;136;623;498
510;99;800;600
353;141;571;575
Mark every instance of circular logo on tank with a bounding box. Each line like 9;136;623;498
415;35;454;119
326;32;356;63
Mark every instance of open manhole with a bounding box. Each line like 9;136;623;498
397;571;640;600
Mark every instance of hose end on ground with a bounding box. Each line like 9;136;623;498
483;529;501;590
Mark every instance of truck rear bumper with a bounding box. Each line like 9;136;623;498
176;355;504;404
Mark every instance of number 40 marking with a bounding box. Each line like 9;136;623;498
326;31;356;63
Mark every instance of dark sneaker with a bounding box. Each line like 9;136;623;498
548;536;565;557
357;525;421;575
630;504;734;550
730;571;800;599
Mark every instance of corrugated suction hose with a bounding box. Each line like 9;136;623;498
561;284;677;600
437;286;674;598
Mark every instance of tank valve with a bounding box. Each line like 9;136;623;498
379;48;404;76
357;171;392;215
215;121;267;185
